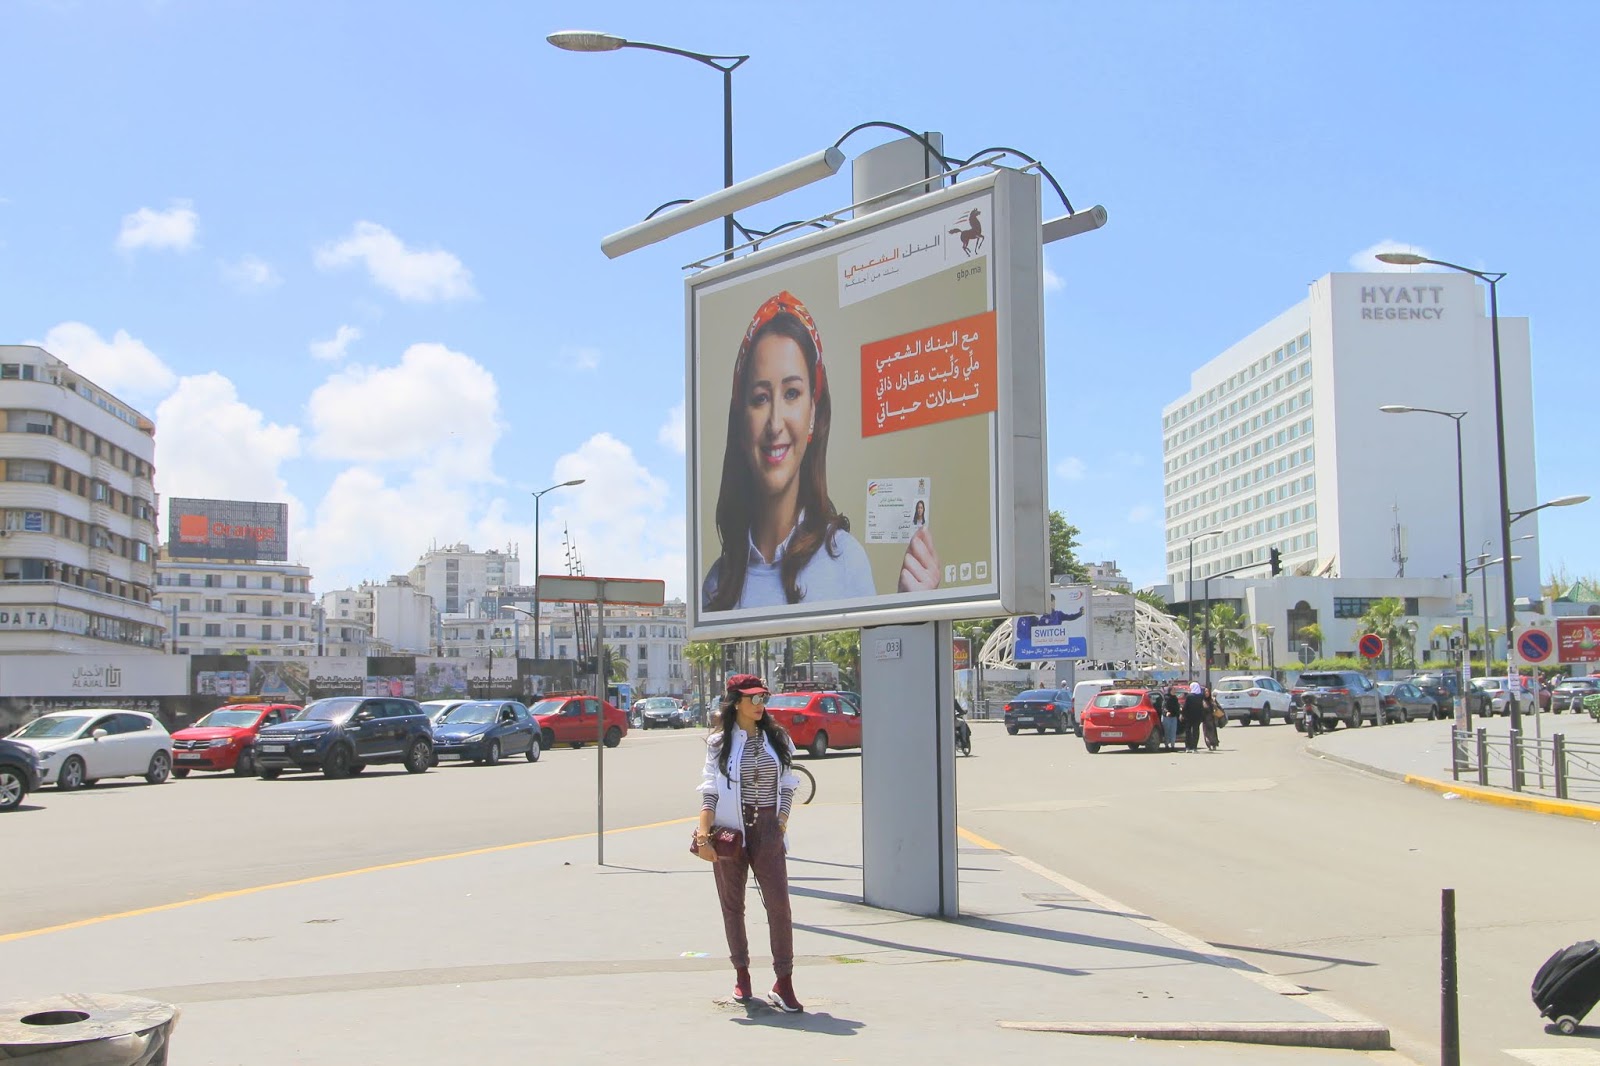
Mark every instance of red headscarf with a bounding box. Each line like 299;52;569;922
732;290;827;402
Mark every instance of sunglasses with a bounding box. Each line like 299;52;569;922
741;692;769;705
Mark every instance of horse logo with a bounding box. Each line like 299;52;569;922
948;209;984;257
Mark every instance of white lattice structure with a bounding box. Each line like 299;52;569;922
977;589;1187;671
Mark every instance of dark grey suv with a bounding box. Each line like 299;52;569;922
254;697;433;779
1297;671;1381;730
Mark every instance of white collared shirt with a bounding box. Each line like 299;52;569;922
701;514;874;611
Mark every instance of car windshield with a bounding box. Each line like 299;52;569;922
14;715;89;739
643;699;677;710
1093;693;1144;708
439;702;496;724
529;699;567;717
195;710;265;728
1376;683;1402;694
1016;690;1060;702
765;695;810;709
1557;681;1595;691
1299;674;1345;687
1216;679;1259;692
297;698;362;722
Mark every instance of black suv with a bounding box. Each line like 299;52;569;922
0;737;41;811
254;697;433;779
1297;671;1381;730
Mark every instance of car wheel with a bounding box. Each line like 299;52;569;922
145;750;172;785
486;740;502;767
404;739;431;773
0;767;27;810
258;766;282;780
1085;742;1101;754
1348;709;1361;729
1144;731;1161;752
233;747;255;776
1259;705;1271;726
323;745;352;779
1005;724;1018;735
347;763;368;774
809;732;828;759
173;768;191;779
541;728;556;750
603;727;622;749
58;756;86;791
1036;726;1046;734
526;736;542;763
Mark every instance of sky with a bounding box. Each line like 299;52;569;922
3;0;1596;603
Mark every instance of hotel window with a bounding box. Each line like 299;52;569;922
262;625;273;639
6;459;51;483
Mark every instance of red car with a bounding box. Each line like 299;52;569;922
170;703;301;777
1082;688;1162;754
766;690;862;758
529;694;629;749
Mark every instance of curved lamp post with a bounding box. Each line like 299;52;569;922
532;480;585;661
548;30;749;256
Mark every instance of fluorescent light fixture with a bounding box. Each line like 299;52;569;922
547;30;626;52
1546;494;1590;509
1376;251;1428;266
601;147;845;259
1378;405;1413;413
1041;204;1108;244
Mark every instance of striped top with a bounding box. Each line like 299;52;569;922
701;731;794;818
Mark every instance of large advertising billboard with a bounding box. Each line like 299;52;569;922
167;498;289;562
1014;585;1092;661
687;169;1048;638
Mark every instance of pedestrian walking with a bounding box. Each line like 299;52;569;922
694;673;805;1013
1202;687;1221;751
1181;682;1208;752
1160;684;1181;751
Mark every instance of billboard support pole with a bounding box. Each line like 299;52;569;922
596;583;606;866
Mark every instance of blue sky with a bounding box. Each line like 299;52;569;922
3;0;1595;600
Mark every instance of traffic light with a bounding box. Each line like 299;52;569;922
1269;548;1282;576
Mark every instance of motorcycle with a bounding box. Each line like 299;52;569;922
955;704;973;757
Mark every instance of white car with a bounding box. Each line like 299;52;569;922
1212;675;1295;725
1470;677;1539;716
10;710;173;790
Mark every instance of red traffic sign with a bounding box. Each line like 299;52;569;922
1516;628;1553;664
1358;633;1385;659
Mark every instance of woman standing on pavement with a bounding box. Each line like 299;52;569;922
1160;684;1182;751
1181;682;1208;752
1202;686;1221;751
694;673;805;1012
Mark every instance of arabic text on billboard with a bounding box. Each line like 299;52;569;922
1014;586;1091;662
167;498;289;562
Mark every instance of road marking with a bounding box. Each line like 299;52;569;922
956;826;1007;851
1403;775;1600;822
0;815;696;945
1505;1051;1600;1064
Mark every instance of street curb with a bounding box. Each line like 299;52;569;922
1308;747;1407;782
1401;774;1600;822
957;830;1393;1051
997;1020;1391;1050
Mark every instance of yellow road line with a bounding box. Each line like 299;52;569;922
1404;774;1600;822
0;815;696;945
957;826;1007;851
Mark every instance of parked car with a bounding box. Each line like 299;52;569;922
1070;679;1141;734
254;697;433;779
1005;688;1074;735
529;695;629;749
1375;681;1438;722
765;691;862;758
639;697;692;730
421;699;471;724
1295;671;1381;730
0;737;42;811
11;710;173;790
430;700;542;764
170;703;300;777
1552;678;1600;713
1407;673;1458;717
1081;688;1162;753
1212;675;1294;725
1470;676;1539;717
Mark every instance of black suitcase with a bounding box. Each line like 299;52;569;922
1532;940;1600;1034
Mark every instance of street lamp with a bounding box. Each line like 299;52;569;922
1380;404;1470;688
501;605;535;660
547;30;749;256
1511;494;1590;523
1376;250;1521;728
532;480;585;662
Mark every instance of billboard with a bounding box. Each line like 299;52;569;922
1014;585;1091;662
687;169;1048;637
167;498;289;562
1557;618;1600;663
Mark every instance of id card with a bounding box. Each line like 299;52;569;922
864;477;931;544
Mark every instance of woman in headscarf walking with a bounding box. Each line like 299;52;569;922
1202;686;1221;751
1181;682;1208;753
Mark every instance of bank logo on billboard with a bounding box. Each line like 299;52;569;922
167;498;290;562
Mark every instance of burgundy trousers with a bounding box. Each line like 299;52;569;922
712;805;793;977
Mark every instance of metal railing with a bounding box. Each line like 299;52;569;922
1451;728;1600;801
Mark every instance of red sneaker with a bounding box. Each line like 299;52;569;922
769;977;803;1013
732;968;752;1002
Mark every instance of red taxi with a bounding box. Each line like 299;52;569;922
529;694;629;749
765;690;862;758
1082;688;1162;754
170;703;301;777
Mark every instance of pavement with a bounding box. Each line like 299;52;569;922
0;794;1413;1065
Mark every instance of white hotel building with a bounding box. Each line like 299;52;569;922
1162;272;1537;602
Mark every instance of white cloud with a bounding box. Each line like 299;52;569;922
117;202;198;253
1055;456;1086;480
221;255;281;290
314;221;476;302
1351;238;1434;272
28;322;176;399
309;324;362;362
562;346;601;372
658;403;685;455
1043;261;1064;292
1126;504;1155;524
153;373;302;505
298;466;461;590
307;342;501;468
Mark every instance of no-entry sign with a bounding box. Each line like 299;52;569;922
1358;633;1385;659
1517;628;1553;664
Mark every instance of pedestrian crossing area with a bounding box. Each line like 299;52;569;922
1506;1049;1600;1064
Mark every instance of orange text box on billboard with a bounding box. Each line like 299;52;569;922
860;310;998;438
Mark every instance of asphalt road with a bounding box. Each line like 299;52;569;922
4;718;1597;1065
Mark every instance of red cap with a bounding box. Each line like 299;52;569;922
727;673;770;696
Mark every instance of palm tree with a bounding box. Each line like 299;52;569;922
1205;604;1251;668
1297;623;1324;656
1357;597;1410;668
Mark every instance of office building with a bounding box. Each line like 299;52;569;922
407;543;520;615
155;552;316;656
318;578;435;657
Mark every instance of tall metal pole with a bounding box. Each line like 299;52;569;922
1451;416;1473;728
596;584;607;866
1441;888;1460;1066
1486;275;1521;733
722;65;734;258
533;493;541;660
1187;538;1197;681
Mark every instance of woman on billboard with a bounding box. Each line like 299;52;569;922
703;290;940;611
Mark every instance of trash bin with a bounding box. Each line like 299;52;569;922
0;992;178;1065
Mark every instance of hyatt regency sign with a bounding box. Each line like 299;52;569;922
1361;284;1445;321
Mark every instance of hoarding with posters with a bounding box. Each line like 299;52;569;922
687;168;1048;637
1014;585;1091;661
1557;618;1600;663
167;498;289;562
